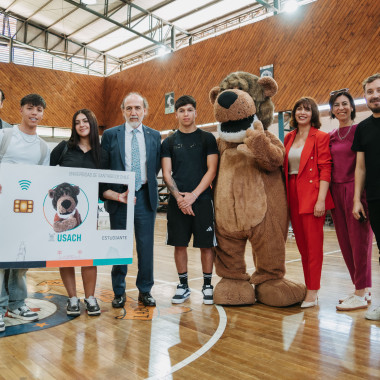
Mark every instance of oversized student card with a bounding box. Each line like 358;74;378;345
0;163;135;269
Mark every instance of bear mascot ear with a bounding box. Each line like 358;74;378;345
48;189;55;199
209;86;221;105
258;76;278;98
72;186;80;196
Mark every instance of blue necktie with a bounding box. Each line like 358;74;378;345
131;129;141;191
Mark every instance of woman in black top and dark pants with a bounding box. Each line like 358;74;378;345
51;109;128;316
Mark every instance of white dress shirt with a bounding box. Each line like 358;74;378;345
124;122;147;184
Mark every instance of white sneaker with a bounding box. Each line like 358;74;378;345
339;292;371;304
0;314;5;332
339;293;354;303
67;297;81;316
84;296;101;316
202;285;214;305
365;305;380;320
336;295;368;311
172;284;191;304
8;305;39;321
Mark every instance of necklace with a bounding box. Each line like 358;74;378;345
337;124;353;140
19;129;38;144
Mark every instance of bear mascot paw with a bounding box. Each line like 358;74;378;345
213;278;255;306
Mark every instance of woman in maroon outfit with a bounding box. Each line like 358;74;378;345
328;89;372;311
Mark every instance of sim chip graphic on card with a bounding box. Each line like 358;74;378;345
14;200;34;213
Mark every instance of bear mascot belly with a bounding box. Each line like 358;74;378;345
215;149;266;232
210;72;306;307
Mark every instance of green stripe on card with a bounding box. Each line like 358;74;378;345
93;258;133;266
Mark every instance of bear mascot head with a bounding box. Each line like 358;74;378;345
211;71;278;132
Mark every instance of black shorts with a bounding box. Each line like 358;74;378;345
166;197;217;248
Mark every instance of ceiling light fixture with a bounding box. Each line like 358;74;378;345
157;46;170;57
283;0;299;13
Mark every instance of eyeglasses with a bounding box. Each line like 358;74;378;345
330;88;349;96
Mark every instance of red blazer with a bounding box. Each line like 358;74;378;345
284;127;334;214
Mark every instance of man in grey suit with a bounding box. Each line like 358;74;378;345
0;89;12;129
101;92;161;307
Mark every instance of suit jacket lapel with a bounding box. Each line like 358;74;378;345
117;125;126;169
298;127;316;175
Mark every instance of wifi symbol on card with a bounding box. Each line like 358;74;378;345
19;180;32;190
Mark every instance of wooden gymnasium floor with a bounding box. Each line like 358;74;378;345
1;212;380;380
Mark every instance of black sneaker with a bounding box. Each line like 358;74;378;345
172;284;191;304
67;297;81;316
84;296;101;316
202;285;214;305
112;293;126;308
8;305;39;321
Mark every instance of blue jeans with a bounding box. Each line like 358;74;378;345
0;268;28;315
110;186;156;295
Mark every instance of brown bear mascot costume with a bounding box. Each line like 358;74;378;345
210;71;306;307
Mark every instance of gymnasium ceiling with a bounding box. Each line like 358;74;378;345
0;0;315;75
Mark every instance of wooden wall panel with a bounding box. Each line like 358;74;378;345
0;0;377;132
0;63;105;127
104;0;380;131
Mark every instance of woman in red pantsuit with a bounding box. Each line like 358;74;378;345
284;97;334;308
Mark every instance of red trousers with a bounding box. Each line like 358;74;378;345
289;175;325;290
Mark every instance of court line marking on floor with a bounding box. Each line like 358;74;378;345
27;239;378;376
187;242;378;282
143;242;376;377
27;240;376;377
187;249;344;282
27;271;228;379
145;302;227;380
29;271;179;286
284;249;342;264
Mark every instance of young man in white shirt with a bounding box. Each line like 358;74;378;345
0;94;50;332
